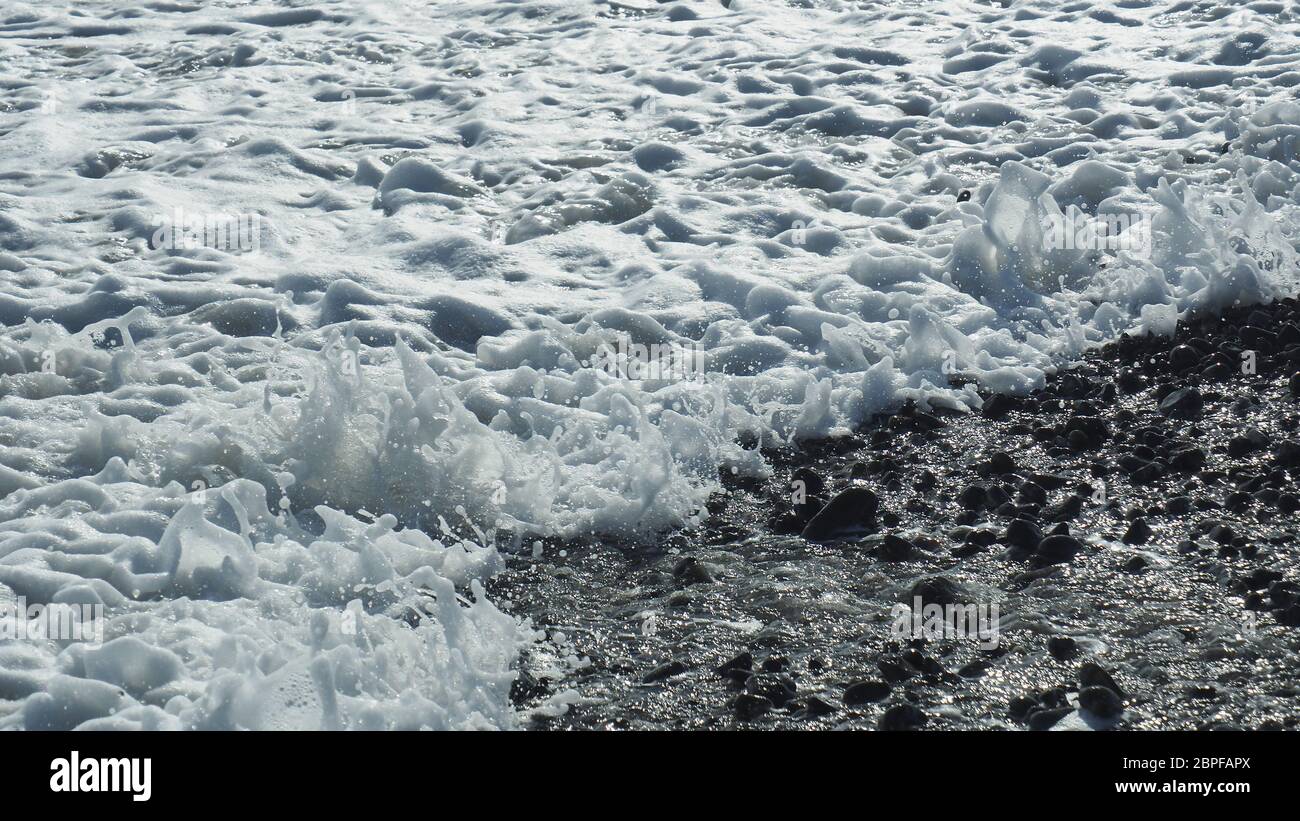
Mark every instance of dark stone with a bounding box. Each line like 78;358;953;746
877;657;913;683
1241;325;1275;351
878;533;916;561
1078;685;1124;718
510;669;549;704
1290;372;1300;398
642;660;687;683
1169;344;1200;371
1009;695;1039;721
1047;636;1078;661
745;672;797;707
986;484;1012;508
1208;523;1236;544
987;451;1017;474
958;484;988;510
1079;661;1124;698
1160;387;1204;419
982;393;1016;417
791;466;825;498
909;576;965;607
1040;687;1069;708
1228;428;1270;458
1275;440;1300;467
761;655;788;673
716;651;752;680
843;680;891;705
1005;518;1044;551
1019;481;1047;504
957;189;972;202
1027;706;1073;730
1276;604;1300;626
1045;494;1084;522
901;648;943;675
1125;556;1148;573
1032;472;1069;490
878;702;927;731
801;487;879;541
794;695;837;718
1269;580;1300;609
672;556;715;584
1116;368;1144;392
1056;372;1094;399
1170;447;1206;472
1240;567;1283;591
733;693;773;720
957;660;990;678
1123;518;1152;545
1132;462;1166;484
1036;534;1083;563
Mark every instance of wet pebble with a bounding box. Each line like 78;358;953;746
801;487;879;541
843;680;892;705
878;702;927;731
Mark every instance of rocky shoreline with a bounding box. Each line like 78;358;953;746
496;296;1300;730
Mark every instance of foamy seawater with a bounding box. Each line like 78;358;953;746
0;0;1297;729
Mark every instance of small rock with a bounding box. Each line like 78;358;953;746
1018;481;1047;505
877;657;913;683
1169;344;1200;371
1169;447;1206;472
745;672;797;707
801;487;879;541
1208;523;1237;544
843;680;891;705
1047;636;1078;661
1005;518;1044;551
957;660;990;678
1045;495;1084;522
878;533;915;561
982;393;1016;417
1027;706;1073;730
1078;685;1124;718
958;484;988;510
791;466;825;497
642;660;687;684
987;451;1017;474
1036;534;1083;564
1009;695;1039;721
878;702;927;731
1123;518;1152;545
1160;387;1204;419
716;651;752;681
1275;440;1300;467
1228;428;1270;459
510;669;549;704
733;693;773;720
1079;661;1124;698
761;655;788;673
672;556;715;585
909;576;966;607
794;695;837;718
